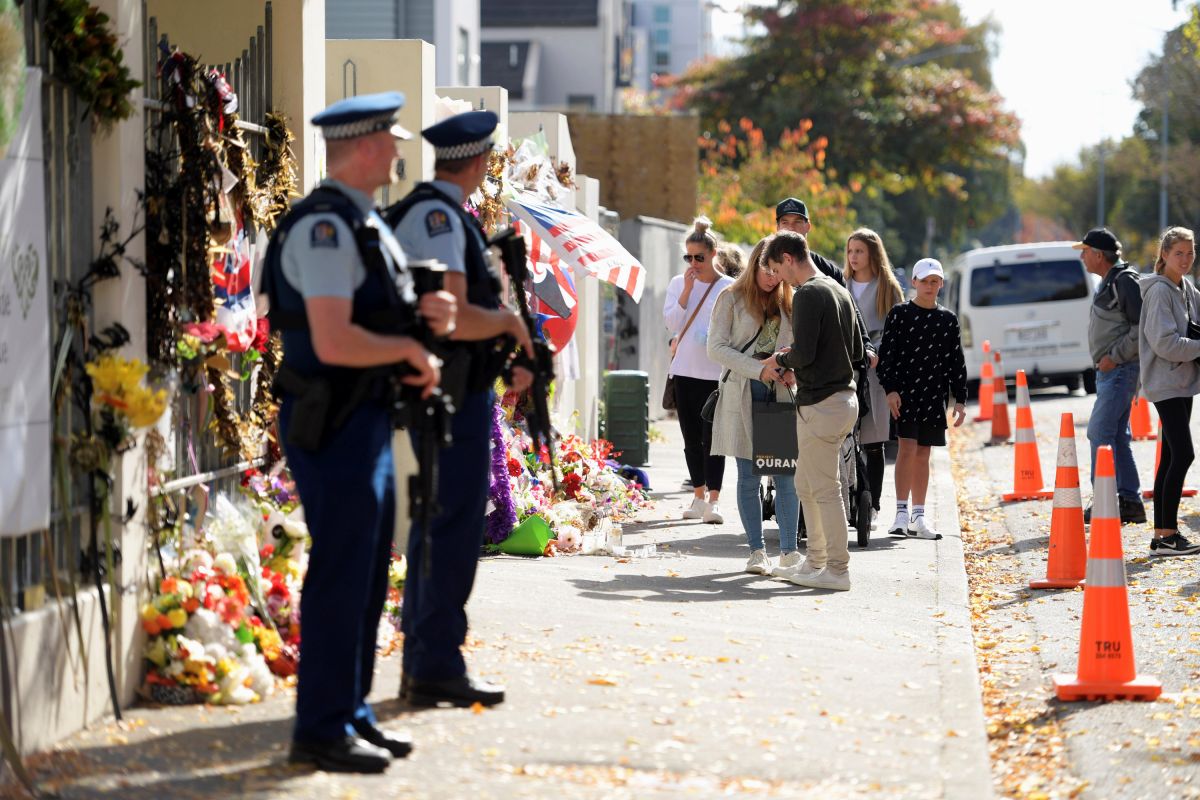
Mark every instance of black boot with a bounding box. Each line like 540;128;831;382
406;674;505;708
352;721;413;759
289;736;391;773
1119;497;1147;525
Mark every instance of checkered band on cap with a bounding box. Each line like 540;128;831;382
434;136;494;160
321;112;399;140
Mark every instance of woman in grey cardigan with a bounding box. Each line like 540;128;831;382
1138;226;1200;556
843;229;904;528
707;236;799;575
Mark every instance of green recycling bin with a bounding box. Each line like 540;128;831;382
604;370;649;467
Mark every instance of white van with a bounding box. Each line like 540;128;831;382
946;242;1100;397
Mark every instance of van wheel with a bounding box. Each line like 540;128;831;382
1063;374;1081;393
1082;369;1097;395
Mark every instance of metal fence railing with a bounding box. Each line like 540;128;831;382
143;5;274;515
0;0;96;614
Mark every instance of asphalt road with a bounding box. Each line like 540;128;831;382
953;385;1200;800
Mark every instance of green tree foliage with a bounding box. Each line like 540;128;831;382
668;0;1020;265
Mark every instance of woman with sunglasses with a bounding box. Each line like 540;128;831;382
707;236;800;573
664;216;735;522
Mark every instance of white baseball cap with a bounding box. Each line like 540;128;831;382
912;258;944;281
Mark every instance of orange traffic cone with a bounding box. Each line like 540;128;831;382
1054;446;1161;702
1031;413;1087;589
1003;370;1053;501
1130;394;1156;441
1141;422;1198;499
975;340;994;423
988;352;1011;446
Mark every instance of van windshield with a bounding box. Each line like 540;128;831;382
968;260;1089;307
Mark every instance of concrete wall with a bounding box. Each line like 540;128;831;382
571;176;603;440
436;0;480;87
147;0;326;192
618;215;689;421
325;39;436;204
9;0;150;757
481;27;613;112
436;85;508;143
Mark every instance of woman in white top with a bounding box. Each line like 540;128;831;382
843;228;904;529
664;217;735;522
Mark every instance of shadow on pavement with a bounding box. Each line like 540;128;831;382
568;570;848;602
22;715;302;799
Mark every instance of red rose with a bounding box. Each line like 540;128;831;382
250;318;270;353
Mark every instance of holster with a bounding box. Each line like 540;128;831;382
274;365;333;451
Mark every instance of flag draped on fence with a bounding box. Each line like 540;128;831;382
505;191;645;303
512;218;578;354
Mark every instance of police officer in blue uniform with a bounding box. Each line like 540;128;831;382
388;110;534;708
263;92;456;773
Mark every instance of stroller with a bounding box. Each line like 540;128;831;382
760;420;873;549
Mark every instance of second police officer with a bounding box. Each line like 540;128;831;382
263;92;456;773
389;110;535;708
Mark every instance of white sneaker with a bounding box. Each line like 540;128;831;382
888;511;910;537
792;567;851;591
908;516;943;540
870;509;879;531
745;549;772;575
774;557;821;584
682;497;708;520
702;503;724;524
776;551;802;569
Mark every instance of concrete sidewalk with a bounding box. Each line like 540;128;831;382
7;423;992;799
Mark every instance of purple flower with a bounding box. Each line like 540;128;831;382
486;402;518;544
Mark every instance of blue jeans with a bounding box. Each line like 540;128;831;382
734;380;800;552
1087;361;1141;501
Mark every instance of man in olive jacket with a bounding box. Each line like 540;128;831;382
762;231;863;591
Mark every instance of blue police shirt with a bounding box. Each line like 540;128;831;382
392;180;484;273
280;178;410;299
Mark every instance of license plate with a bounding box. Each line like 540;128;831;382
1017;326;1049;342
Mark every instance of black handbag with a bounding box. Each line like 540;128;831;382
752;387;800;475
701;324;764;424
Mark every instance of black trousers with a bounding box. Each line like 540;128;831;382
673;375;725;492
864;443;885;512
1152;396;1193;530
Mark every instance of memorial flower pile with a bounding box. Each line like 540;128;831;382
487;402;650;550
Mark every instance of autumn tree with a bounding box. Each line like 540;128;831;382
670;0;1020;264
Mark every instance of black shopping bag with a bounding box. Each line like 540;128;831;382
752;398;798;475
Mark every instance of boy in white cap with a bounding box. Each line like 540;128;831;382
876;258;967;539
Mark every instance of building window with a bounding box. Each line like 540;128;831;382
655;50;670;68
457;26;470;85
567;94;595;111
653;28;670;45
654;4;670;24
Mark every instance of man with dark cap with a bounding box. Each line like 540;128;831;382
262;91;456;773
1076;226;1146;524
388;110;533;709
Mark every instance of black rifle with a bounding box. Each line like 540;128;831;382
488;228;558;490
391;260;455;577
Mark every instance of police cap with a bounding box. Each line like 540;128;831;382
312;91;413;141
424;110;499;160
775;197;809;221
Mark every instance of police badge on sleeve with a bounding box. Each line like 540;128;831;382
310;220;339;248
425;210;452;237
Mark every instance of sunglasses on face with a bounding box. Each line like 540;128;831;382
682;253;706;263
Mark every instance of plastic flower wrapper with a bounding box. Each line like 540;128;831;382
206;493;276;629
258;506;309;576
